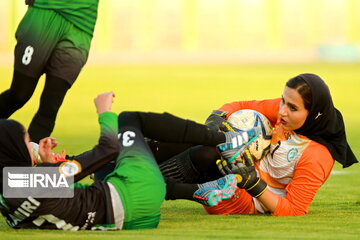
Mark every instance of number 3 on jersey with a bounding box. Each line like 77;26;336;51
22;46;34;65
118;131;136;147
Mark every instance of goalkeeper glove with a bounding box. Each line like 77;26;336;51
205;110;236;132
216;148;267;198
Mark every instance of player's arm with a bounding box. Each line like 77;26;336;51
271;144;334;216
69;92;119;182
39;93;120;182
217;149;279;213
218;98;281;124
217;149;269;200
218;142;333;215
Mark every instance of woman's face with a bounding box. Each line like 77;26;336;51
279;86;309;131
24;131;36;166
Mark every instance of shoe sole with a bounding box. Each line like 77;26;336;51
207;175;238;207
207;190;223;207
221;174;237;200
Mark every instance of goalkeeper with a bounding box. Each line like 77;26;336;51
0;0;99;143
144;73;358;216
0;92;240;230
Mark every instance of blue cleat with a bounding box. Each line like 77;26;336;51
193;174;237;206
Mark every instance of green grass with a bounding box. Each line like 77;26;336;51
0;63;360;239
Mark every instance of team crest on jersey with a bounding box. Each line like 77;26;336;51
287;148;298;162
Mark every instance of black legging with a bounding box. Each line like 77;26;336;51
98;111;226;201
0;70;38;118
28;74;70;142
95;112;224;183
0;70;70;142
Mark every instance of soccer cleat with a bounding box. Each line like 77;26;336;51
193;174;238;206
217;174;238;200
193;187;223;207
218;130;261;164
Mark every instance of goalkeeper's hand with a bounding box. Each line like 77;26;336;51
216;148;267;198
205;110;236;132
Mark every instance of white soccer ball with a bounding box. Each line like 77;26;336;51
227;109;273;160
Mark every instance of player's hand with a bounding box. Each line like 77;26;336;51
38;137;58;149
216;148;256;185
205;110;236;132
38;137;55;163
51;150;67;163
216;148;267;198
94;92;115;114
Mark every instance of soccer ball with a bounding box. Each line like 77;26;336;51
227;109;273;160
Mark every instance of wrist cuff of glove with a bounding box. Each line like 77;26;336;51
212;110;228;118
246;178;267;198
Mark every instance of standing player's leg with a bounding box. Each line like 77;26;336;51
0;71;39;118
28;23;91;142
0;8;59;120
28;75;70;142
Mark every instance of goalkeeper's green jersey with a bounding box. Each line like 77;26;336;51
32;0;99;37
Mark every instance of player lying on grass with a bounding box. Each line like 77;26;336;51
0;92;242;230
144;73;358;216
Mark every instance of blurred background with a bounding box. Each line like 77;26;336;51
1;2;360;237
1;0;360;65
0;0;359;157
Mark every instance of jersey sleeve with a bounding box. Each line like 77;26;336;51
272;141;334;216
218;98;281;125
64;112;120;182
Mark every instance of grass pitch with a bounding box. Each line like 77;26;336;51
0;63;359;239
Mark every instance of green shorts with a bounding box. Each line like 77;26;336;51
105;127;166;230
14;7;91;85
